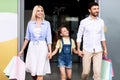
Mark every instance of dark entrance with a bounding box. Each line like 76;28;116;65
24;0;94;63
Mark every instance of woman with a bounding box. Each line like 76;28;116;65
18;5;52;80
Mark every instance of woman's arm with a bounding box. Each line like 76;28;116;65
48;44;52;53
47;44;52;59
18;39;29;56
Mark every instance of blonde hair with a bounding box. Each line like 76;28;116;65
31;5;45;21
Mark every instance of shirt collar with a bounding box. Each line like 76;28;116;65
88;16;99;20
31;20;45;24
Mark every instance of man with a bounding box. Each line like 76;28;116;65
77;2;108;80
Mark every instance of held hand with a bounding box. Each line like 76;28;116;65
48;52;52;59
78;49;84;57
73;49;78;55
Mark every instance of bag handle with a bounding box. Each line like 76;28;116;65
103;55;112;62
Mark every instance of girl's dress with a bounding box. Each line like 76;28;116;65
58;38;72;68
25;27;51;76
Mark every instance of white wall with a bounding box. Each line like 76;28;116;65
100;0;120;79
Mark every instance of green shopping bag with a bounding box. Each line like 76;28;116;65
101;57;114;80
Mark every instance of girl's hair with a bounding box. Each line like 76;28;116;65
31;5;45;21
57;24;69;39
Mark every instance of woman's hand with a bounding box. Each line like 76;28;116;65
17;50;23;56
48;52;52;59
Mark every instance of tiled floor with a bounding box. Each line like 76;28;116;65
25;62;93;80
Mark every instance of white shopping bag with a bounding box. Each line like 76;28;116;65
101;57;114;80
3;56;25;80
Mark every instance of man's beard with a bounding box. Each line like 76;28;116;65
91;12;99;17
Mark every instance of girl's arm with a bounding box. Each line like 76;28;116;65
52;39;60;56
71;39;78;55
52;48;59;56
49;39;60;59
72;48;78;54
48;47;59;59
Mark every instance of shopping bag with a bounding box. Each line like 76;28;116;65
3;56;25;80
101;57;114;80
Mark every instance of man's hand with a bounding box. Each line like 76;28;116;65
77;49;84;57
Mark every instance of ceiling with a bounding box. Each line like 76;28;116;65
25;0;94;16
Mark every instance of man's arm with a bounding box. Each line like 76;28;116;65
101;41;108;56
77;42;84;57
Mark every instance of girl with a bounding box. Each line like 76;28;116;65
51;26;77;80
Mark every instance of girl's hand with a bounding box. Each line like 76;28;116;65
73;48;78;54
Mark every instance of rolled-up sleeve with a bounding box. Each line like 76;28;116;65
46;22;52;44
25;22;30;40
101;21;106;41
77;21;84;42
72;39;76;49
